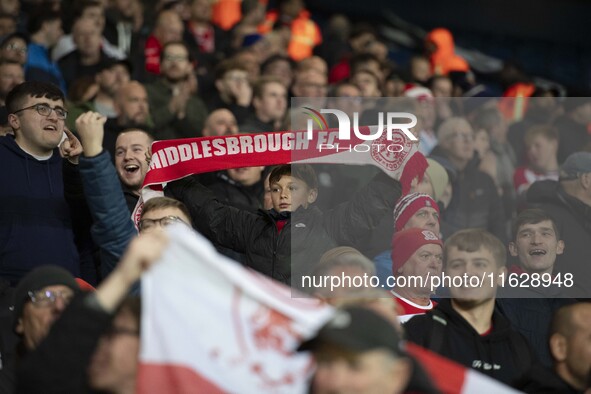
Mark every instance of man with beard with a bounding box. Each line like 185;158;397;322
145;41;208;140
103;80;152;158
515;303;591;393
404;228;536;385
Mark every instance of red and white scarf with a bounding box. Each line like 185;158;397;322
133;127;427;224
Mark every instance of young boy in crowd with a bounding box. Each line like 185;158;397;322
167;164;402;287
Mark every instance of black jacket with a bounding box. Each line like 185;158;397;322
514;363;584;394
205;91;252;125
208;171;264;213
167;172;401;286
404;299;537;385
527;180;591;298
207;172;264;263
57;50;116;90
497;281;576;367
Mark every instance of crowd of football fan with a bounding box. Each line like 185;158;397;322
0;0;591;392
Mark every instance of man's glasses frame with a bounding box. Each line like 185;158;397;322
138;215;186;231
6;43;27;54
13;103;68;120
28;289;75;307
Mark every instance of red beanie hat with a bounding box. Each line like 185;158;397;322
391;228;443;274
393;193;440;232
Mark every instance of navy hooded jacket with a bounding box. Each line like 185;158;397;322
0;135;79;283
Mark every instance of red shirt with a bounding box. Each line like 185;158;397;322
144;35;162;75
276;219;287;233
513;166;558;196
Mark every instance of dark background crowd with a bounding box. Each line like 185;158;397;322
0;0;591;393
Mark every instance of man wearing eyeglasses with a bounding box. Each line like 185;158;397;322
0;265;80;392
15;230;169;394
0;81;83;284
12;266;79;352
0;33;28;66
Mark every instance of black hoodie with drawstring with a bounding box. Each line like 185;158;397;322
404;299;537;386
0;135;79;284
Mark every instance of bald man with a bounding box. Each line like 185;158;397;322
202;109;238;137
515;303;591;392
101;81;152;158
433;117;506;241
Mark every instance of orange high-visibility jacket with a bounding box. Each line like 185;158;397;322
211;0;242;31
499;83;536;122
426;28;469;76
259;9;322;61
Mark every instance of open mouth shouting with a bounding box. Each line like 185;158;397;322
44;124;58;131
124;163;140;174
528;249;547;256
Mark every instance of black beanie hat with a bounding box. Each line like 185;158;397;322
12;266;80;331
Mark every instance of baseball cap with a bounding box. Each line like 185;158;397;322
560;152;591;180
298;306;405;357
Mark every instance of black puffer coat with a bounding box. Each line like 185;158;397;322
167;173;401;287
